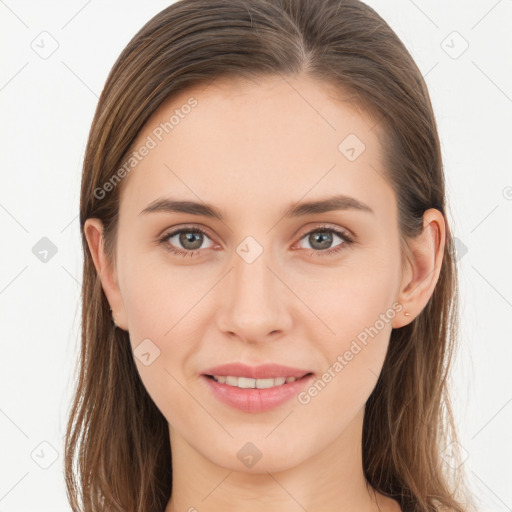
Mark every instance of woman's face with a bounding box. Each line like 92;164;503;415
89;74;416;473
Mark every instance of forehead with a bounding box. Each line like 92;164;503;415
118;74;394;222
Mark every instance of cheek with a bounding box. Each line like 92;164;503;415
299;258;397;402
297;292;393;439
119;248;193;335
117;254;206;416
124;307;196;431
305;258;397;344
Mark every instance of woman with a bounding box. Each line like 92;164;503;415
65;0;476;510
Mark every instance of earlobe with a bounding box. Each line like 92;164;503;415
83;218;127;330
392;208;446;328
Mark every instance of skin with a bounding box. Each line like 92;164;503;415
85;74;445;512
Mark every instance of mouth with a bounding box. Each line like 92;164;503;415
200;372;316;413
202;372;314;389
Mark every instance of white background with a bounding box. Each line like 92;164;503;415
0;1;511;510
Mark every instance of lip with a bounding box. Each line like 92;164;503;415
200;373;315;413
201;362;312;380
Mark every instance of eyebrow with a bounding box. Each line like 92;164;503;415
139;194;374;221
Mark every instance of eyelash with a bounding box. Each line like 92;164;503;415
158;225;355;258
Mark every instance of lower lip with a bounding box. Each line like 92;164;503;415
200;374;314;413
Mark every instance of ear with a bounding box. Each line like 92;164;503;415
392;208;446;329
83;218;127;331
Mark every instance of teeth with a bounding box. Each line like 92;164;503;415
211;375;298;388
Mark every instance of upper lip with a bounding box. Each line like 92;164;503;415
202;363;313;380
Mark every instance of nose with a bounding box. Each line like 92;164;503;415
216;242;293;343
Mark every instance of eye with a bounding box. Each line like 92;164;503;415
158;226;216;257
296;225;354;257
158;224;355;258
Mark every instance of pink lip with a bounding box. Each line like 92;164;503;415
200;373;315;413
201;362;312;380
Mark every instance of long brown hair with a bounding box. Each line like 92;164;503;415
65;0;476;510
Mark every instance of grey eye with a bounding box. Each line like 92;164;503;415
298;229;345;251
177;231;204;250
162;228;215;253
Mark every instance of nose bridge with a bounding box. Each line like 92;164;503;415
234;241;273;304
217;234;290;339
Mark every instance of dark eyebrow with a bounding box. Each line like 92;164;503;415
281;194;374;217
139;198;224;220
139;194;374;221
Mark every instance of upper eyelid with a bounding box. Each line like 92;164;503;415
163;225;215;243
300;224;352;239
